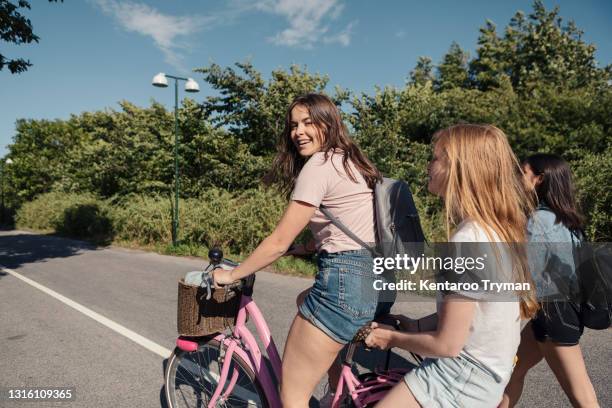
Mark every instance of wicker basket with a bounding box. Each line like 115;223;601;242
177;278;242;337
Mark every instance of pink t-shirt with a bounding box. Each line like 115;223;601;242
291;151;376;253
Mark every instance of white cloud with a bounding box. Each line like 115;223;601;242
92;0;354;65
323;20;356;46
253;0;355;48
92;0;212;72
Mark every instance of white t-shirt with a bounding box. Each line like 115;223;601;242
443;220;521;383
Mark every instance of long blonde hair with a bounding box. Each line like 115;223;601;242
433;124;538;318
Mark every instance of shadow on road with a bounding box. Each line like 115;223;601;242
160;358;169;408
0;230;108;272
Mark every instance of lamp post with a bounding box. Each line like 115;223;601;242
1;158;13;224
152;73;200;246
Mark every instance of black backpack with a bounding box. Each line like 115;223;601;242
572;233;612;330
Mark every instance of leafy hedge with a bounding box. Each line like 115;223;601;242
16;189;288;254
571;147;612;241
112;188;287;253
16;192;114;242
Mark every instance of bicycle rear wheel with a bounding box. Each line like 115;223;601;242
165;339;269;408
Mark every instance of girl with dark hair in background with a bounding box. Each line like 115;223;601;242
501;153;599;407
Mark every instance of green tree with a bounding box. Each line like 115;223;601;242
0;0;62;73
409;56;434;86
195;62;347;156
64;101;176;198
177;99;269;194
468;20;510;90
435;42;470;91
6;118;80;203
469;0;608;91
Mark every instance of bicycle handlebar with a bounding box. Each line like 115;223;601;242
198;247;255;299
199;266;245;300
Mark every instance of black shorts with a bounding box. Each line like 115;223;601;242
531;301;584;346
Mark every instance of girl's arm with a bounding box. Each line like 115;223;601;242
214;200;316;284
367;294;475;358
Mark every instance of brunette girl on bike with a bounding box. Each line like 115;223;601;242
213;93;391;407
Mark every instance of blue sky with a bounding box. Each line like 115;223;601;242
1;0;611;157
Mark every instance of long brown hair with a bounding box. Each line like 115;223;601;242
433;124;539;318
264;93;381;196
523;153;585;232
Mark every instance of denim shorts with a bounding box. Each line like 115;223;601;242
298;250;394;344
404;355;506;408
531;301;584;345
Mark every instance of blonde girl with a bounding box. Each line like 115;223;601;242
366;124;538;407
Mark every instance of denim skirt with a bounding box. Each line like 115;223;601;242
298;249;393;344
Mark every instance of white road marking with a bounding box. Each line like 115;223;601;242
1;266;173;358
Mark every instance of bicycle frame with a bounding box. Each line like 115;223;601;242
333;364;410;407
175;291;412;408
331;344;408;408
177;294;283;408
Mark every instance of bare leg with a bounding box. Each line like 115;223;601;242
501;322;544;407
375;380;420;408
295;289;341;392
281;313;344;408
538;340;599;408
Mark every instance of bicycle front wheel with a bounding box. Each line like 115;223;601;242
165;339;269;408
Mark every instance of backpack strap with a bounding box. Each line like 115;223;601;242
319;206;379;257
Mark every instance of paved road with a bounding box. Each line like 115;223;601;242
0;230;609;407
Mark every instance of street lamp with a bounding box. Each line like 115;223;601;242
152;73;200;246
1;158;13;224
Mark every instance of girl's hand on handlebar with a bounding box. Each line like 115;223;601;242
212;268;235;288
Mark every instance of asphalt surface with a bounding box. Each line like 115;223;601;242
0;230;609;407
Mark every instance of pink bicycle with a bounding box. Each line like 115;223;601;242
164;249;419;408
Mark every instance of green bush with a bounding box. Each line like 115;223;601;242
15;191;74;231
114;188;287;254
572;147;612;241
224;188;287;253
56;204;113;242
16;192;114;242
112;194;173;244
